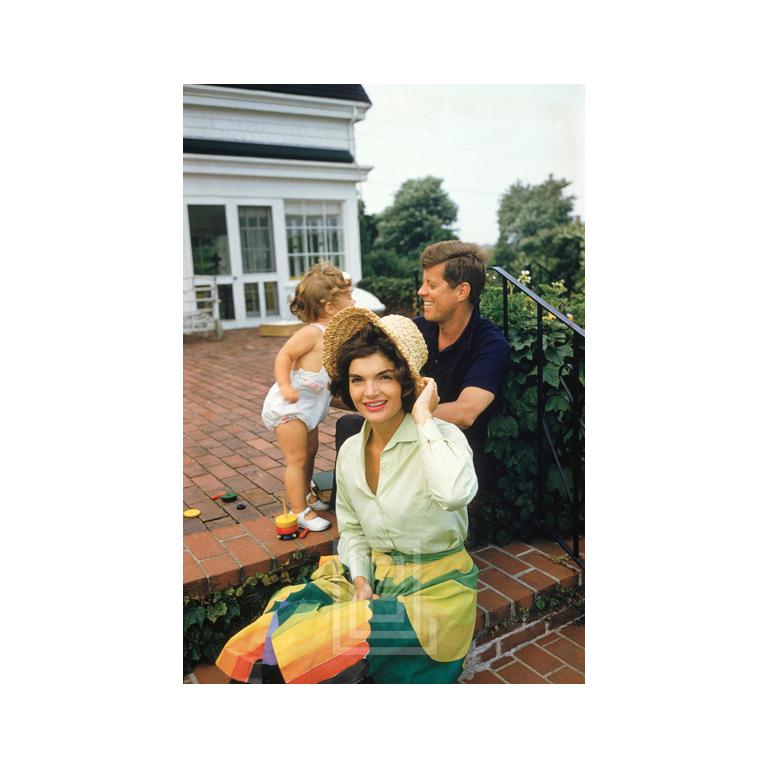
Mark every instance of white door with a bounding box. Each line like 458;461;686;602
234;205;282;326
185;201;283;328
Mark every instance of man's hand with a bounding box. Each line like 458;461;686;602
412;377;440;426
353;576;379;601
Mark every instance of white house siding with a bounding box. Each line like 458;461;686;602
183;86;372;330
184;107;351;152
183;85;367;152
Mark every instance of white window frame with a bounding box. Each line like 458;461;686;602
283;199;346;281
183;196;290;327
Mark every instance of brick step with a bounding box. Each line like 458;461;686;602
470;538;584;633
185;608;585;684
184;516;341;597
461;602;584;680
461;617;585;683
184;519;584;638
184;528;584;683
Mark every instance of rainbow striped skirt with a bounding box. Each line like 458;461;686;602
215;547;478;684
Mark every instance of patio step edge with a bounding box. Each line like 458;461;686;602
184;528;584;641
460;605;585;681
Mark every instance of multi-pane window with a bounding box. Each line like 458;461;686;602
188;205;231;275
244;281;280;318
264;281;279;315
285;201;344;279
238;206;275;273
244;283;261;317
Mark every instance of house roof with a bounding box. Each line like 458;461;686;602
205;84;371;104
183;138;354;164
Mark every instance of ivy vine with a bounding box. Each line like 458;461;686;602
183;550;319;675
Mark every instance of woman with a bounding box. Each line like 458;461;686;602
215;307;479;683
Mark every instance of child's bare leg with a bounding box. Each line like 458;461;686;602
275;420;310;515
305;428;320;501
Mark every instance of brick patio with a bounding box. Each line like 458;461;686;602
183;328;584;683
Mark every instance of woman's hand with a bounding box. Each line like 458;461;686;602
279;383;299;403
353;577;379;601
412;377;439;426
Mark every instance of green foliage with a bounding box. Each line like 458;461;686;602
357;199;378;258
494;175;584;292
357;275;419;316
358;198;420;279
469;271;585;546
183;551;319;675
516;584;585;623
497;175;574;241
361;248;418;279
362;176;458;279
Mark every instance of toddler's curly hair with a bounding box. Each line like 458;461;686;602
290;261;352;323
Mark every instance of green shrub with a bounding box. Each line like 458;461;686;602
357;275;420;316
183;551;319;675
470;273;585;547
361;248;419;279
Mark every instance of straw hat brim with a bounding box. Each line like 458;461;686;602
323;307;427;396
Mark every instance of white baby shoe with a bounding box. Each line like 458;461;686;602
306;492;329;511
297;507;331;532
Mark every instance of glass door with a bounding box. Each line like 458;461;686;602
187;204;235;321
238;205;280;322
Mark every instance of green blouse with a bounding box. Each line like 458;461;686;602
335;414;478;584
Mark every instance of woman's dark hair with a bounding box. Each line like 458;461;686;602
330;325;417;413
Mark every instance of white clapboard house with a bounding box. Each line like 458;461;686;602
183;84;373;332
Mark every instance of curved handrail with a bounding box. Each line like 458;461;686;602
489;265;585;338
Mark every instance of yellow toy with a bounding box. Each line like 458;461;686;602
274;498;299;540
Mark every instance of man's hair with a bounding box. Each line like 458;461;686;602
330;325;417;413
420;240;489;306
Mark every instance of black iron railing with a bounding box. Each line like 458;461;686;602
489;266;585;570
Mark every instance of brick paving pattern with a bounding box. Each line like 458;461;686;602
183;330;585;684
461;621;585;684
183;329;342;536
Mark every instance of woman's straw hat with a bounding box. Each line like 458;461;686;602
323;307;428;394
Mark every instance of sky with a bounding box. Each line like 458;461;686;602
354;84;584;247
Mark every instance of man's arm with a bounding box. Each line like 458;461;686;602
433;386;495;429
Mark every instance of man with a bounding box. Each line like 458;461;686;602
412;240;510;483
330;240;510;501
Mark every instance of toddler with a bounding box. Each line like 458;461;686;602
261;262;355;530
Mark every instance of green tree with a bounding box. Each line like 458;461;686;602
357;199;378;258
495;175;584;291
365;176;458;277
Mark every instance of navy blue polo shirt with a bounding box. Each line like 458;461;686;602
413;308;510;458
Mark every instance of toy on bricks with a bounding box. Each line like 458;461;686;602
274;498;299;540
221;492;238;502
183;508;201;518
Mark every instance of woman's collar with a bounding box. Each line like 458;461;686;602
361;412;417;453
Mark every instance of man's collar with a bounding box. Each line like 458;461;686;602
417;306;479;347
455;306;480;349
